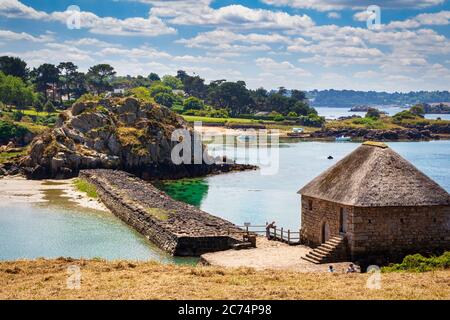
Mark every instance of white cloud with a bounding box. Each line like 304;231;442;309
327;12;341;19
0;0;47;19
0;29;53;42
149;1;314;30
176;29;294;54
256;57;311;76
387;10;450;29
63;38;120;48
353;10;373;22
261;0;444;11
0;0;176;37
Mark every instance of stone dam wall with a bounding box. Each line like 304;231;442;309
79;169;241;256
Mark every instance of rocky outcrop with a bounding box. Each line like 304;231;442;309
13;97;255;179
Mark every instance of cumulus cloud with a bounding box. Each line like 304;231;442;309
0;0;176;37
176;29;294;54
261;0;444;11
148;1;314;30
327;12;341;19
256;57;311;76
0;29;54;42
353;10;374;22
386;10;450;29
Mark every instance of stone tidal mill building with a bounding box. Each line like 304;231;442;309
299;141;450;265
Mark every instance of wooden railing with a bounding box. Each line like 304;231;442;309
228;223;301;246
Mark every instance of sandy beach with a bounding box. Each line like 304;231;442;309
0;176;108;211
201;237;356;273
193;125;293;139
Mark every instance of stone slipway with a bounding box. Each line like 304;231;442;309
80;169;242;256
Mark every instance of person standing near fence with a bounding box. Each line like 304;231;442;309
266;221;276;239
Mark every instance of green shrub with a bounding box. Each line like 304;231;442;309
273;114;285;121
127;87;154;103
382;251;450;273
365;107;381;119
183;96;204;110
75;93;102;103
0;120;30;142
149;83;172;97
154;92;174;108
393;110;419;122
11;110;22;121
299;114;325;127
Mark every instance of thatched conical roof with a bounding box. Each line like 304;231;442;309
298;142;450;207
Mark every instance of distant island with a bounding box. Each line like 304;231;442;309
307;89;450;107
423;103;450;114
349;105;387;113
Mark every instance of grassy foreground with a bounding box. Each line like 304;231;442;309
0;259;449;300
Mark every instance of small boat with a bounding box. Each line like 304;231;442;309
292;127;304;133
237;135;257;142
335;135;352;142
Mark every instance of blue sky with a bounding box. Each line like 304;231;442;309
0;0;449;92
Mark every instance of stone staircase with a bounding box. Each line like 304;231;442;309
301;235;348;264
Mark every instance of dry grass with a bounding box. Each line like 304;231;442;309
116;127;145;146
0;259;449;300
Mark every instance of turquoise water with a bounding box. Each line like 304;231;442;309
315;106;450;120
0;202;197;264
160;140;450;232
1;140;449;261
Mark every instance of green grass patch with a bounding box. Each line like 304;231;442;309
13;121;49;134
11;108;59;117
382;251;450;273
326;116;400;130
145;207;171;221
73;178;98;198
0;149;26;164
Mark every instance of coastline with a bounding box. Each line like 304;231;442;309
0;176;109;212
193;124;450;142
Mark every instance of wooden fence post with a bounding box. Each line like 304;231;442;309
288;229;291;245
281;227;284;241
274;227;277;239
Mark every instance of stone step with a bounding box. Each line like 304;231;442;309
321;243;339;250
302;235;347;264
315;246;334;255
327;238;343;245
305;253;323;263
301;255;320;264
308;251;327;260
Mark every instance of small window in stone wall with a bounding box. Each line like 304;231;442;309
400;218;404;223
308;200;313;210
368;219;371;224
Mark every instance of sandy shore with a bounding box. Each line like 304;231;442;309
0;176;108;211
194;125;293;138
201;237;357;273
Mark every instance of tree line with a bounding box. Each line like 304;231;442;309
0;56;318;120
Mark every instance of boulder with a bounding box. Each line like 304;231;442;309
17;96;239;179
